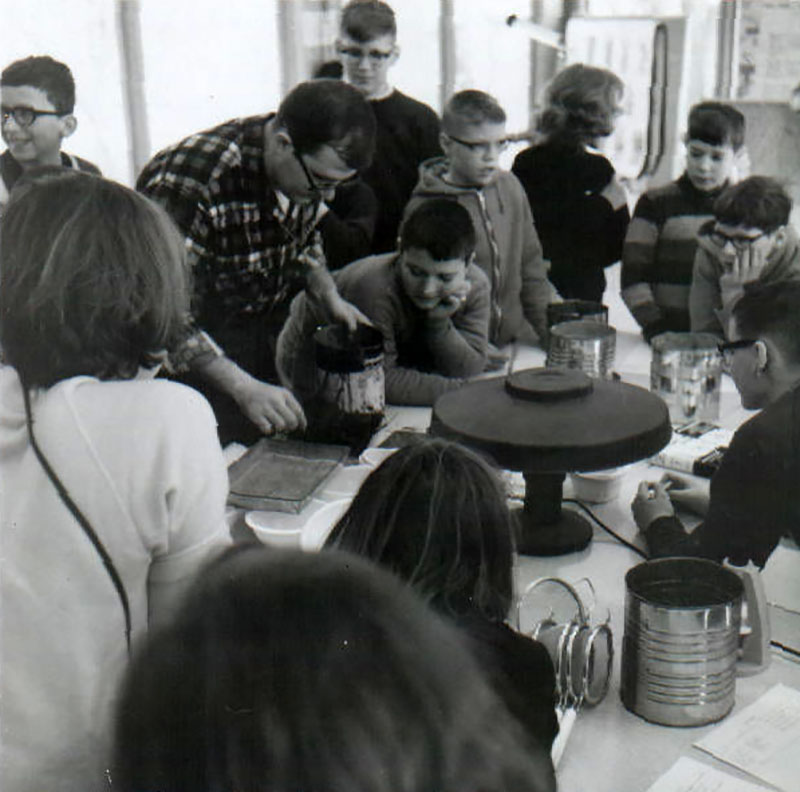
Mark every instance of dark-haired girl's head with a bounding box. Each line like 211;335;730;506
326;439;515;622
538;62;623;146
114;546;555;792
0;170;190;387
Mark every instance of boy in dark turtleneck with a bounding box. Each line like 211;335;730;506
336;0;441;255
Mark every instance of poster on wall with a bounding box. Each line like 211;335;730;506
736;0;800;101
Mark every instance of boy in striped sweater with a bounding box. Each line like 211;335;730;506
621;102;745;341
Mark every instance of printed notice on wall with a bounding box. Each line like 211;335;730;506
694;684;800;792
645;757;770;792
737;1;800;101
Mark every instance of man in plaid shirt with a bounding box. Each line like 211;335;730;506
138;80;375;443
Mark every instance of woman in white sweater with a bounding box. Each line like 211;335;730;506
0;170;231;792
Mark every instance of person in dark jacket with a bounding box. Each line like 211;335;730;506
512;63;629;303
633;280;800;569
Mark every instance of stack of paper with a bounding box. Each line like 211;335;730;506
693;684;800;792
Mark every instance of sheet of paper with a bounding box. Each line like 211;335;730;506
694;684;800;792
645;757;771;792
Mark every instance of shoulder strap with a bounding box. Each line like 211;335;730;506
22;386;132;654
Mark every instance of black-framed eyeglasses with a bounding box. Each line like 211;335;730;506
293;148;346;196
709;227;767;251
1;105;64;128
717;338;757;364
445;133;509;155
337;46;394;63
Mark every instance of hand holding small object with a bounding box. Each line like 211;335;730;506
660;471;710;517
631;480;675;529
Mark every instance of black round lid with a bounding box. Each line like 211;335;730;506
431;367;671;472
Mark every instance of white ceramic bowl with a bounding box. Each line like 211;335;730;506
569;467;628;504
245;498;351;551
317;464;373;501
358;447;397;468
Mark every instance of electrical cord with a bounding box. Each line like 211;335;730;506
563;498;649;560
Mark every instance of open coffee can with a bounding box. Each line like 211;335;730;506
621;558;747;727
547;320;616;380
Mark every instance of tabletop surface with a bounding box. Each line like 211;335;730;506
232;265;800;792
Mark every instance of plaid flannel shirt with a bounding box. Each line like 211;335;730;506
137;115;326;371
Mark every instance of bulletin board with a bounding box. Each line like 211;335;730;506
736;1;800;101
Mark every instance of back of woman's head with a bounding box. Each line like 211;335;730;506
326;439;515;622
0;170;189;387
114;546;555;792
538;62;623;146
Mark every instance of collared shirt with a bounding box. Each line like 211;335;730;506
137;115;326;371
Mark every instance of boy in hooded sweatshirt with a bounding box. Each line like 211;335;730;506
404;90;554;349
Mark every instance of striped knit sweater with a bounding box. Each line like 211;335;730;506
621;173;727;339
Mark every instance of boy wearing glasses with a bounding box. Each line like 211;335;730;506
690;176;800;337
405;90;553;349
137;80;375;444
633;280;800;568
621;102;745;342
337;0;441;254
0;55;99;211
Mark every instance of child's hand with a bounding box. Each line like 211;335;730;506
661;472;710;517
721;243;770;286
426;277;470;320
631;480;675;530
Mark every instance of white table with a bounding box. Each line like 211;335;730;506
234;275;800;791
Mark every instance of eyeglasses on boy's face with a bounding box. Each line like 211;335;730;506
445;133;509;156
337;46;394;64
709;227;767;251
1;105;64;128
717;338;757;366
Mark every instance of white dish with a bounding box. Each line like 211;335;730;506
245;498;351;551
301;498;351;550
317;464;373;501
359;447;397;468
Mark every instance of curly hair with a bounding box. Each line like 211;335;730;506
537;63;623;146
0;170;190;387
326;439;515;622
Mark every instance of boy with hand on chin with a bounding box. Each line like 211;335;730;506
277;198;490;406
690;177;800;338
621;102;745;341
337;0;441;254
1;56;99;210
405;90;554;351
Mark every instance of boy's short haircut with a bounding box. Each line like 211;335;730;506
733;280;800;364
400;198;476;261
687;101;745;151
442;90;506;136
1;55;75;114
276;79;376;171
340;0;396;41
713;176;791;233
